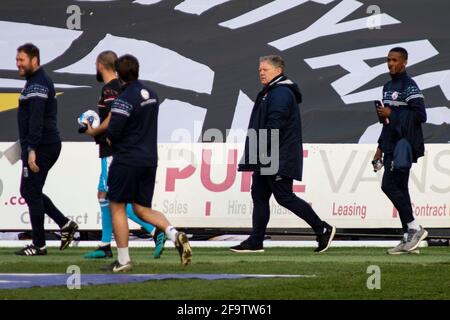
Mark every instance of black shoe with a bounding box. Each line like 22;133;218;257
100;260;133;272
84;244;113;259
60;220;79;250
230;241;264;253
15;244;47;256
315;225;336;253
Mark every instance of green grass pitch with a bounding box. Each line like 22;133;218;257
0;247;449;300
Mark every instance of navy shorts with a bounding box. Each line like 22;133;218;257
107;163;157;207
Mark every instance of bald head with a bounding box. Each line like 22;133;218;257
97;51;118;71
96;51;118;83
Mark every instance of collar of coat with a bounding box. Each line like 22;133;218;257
261;74;293;94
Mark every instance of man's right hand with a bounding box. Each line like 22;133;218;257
377;105;391;119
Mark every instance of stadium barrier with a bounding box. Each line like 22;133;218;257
0;142;449;231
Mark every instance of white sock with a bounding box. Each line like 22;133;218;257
40;246;46;250
165;226;178;243
99;242;110;247
403;233;408;241
407;220;420;231
117;247;130;265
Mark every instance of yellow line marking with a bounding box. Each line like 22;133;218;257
0;93;20;112
0;92;64;112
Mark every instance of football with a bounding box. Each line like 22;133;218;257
77;109;100;133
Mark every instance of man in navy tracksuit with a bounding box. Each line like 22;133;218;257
374;47;428;255
101;54;191;272
15;43;78;256
81;50;166;260
231;55;335;253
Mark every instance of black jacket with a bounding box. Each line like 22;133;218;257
106;80;159;167
377;71;426;162
17;68;60;161
238;75;304;180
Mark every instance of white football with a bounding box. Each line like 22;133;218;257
77;109;100;129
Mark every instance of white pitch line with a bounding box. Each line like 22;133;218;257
0;240;428;248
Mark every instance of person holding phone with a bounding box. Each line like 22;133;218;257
373;47;428;255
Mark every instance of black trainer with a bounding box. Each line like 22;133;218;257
84;244;113;259
15;244;47;256
60;220;79;250
230;241;264;253
100;260;133;273
315;225;336;253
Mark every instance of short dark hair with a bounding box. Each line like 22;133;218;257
115;54;139;82
389;47;408;60
17;43;40;65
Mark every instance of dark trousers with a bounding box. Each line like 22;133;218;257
248;171;326;246
20;142;69;248
381;154;414;233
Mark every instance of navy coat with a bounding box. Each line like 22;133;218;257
238;75;304;180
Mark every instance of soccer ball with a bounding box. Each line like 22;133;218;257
77;110;100;133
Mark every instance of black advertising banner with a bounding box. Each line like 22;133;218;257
0;0;449;144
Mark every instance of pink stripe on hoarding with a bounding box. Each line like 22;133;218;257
293;185;306;193
392;207;398;218
205;201;211;216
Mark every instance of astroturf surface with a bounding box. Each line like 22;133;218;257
0;247;449;300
